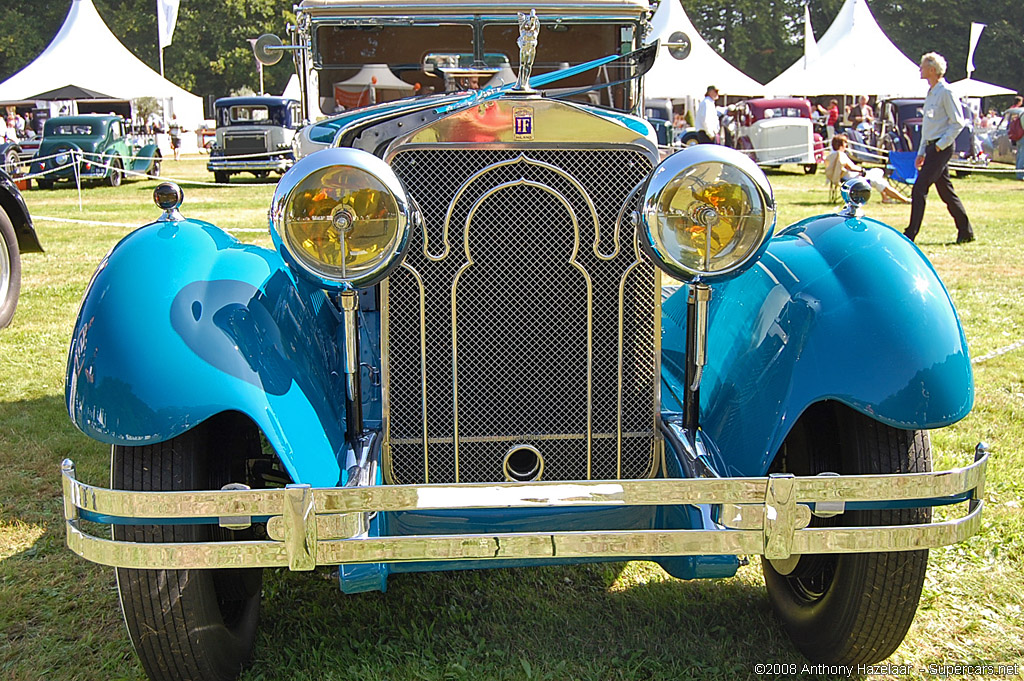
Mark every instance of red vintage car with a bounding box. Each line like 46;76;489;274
732;97;825;174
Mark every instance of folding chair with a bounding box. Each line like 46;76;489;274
886;151;918;198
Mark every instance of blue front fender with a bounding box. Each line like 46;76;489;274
66;219;348;487
663;214;973;477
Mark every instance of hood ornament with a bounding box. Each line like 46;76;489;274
514;10;540;92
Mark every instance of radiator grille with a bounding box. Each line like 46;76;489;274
224;132;267;156
384;147;659;484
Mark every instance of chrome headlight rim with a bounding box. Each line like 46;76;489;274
640;145;776;283
270;147;414;291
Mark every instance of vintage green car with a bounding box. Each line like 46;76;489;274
31;114;161;189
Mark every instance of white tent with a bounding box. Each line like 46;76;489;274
643;0;764;99
949;78;1016;98
0;0;203;150
765;0;926;97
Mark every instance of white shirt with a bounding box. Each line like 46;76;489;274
696;95;720;138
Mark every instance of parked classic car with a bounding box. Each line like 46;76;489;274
31;114;161;189
207;96;301;183
982;106;1023;166
733;97;823;173
61;2;987;680
0;168;43;328
877;97;985;174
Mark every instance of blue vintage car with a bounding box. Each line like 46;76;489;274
31;114;161;189
207;96;302;183
61;1;987;679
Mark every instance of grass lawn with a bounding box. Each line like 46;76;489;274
1;156;1022;681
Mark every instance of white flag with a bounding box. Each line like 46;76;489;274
157;0;181;49
966;22;985;78
803;4;819;68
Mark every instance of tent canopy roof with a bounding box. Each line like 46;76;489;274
765;0;925;98
643;0;763;99
949;78;1016;98
0;0;201;105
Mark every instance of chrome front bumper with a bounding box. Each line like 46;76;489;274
61;445;988;572
207;157;292;172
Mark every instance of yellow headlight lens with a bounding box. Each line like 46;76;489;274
648;162;774;278
282;165;403;283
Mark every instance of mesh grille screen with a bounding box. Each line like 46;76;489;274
385;147;658;483
224;132;267;156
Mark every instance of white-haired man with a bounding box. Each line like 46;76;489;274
904;52;974;244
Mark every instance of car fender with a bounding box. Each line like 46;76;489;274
0;170;42;252
662;213;972;476
65;218;348;487
130;143;161;174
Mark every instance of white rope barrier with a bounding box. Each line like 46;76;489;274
972;339;1024;365
32;214;268;234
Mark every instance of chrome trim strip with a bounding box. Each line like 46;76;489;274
390;431;652;445
451;178;594;480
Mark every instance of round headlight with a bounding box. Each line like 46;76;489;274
641;145;775;281
270;148;413;289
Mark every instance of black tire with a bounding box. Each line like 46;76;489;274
0;206;22;329
108;158;123;187
678;131;701;148
803;163;818;175
113;412;264;681
214;171;230;184
36;179;54;190
252;170;270;179
150;159;162;178
3;148;19;176
762;404;931;665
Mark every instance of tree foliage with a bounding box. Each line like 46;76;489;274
1;0;1020;114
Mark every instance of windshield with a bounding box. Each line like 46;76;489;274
218;105;291;127
313;20;635;114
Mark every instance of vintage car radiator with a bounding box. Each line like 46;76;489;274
384;147;660;484
224;131;268;157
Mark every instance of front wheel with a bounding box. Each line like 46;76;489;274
803;163;818;175
150;159;161;178
762;405;930;665
0;206;22;329
108;158;123;187
113;412;264;681
214;170;230;184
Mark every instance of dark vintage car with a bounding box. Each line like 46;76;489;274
207;96;301;183
31;114;161;189
60;1;987;679
873;98;984;174
0;168;43;328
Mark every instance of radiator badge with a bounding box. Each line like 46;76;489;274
513;105;534;141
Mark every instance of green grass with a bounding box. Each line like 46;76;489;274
1;157;1023;681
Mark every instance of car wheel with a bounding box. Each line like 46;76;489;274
150;159;161;178
0;207;22;329
3;148;19;176
678;132;701;149
253;170;270;179
803;164;818;175
762;404;930;665
108;158;123;187
214;171;231;184
36;179;54;190
113;412;263;681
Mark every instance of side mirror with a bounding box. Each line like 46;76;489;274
253;34;284;66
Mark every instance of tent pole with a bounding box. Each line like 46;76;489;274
160;46;165;78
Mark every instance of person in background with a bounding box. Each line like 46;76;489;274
168;115;185;162
849;95;874;128
903;52;974;244
816;98;839;139
696;85;720;144
824;134;862;184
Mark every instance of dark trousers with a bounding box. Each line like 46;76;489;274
696;130;715;144
904;141;973;242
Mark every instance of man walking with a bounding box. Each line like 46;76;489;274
695;85;720;144
904;52;974;244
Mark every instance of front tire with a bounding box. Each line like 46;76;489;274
113;412;263;681
803;163;818;175
108;158;123;187
762;404;930;665
214;170;230;184
0;207;22;329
